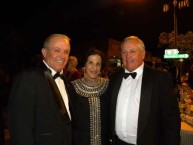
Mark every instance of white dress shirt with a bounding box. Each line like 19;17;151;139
115;63;144;144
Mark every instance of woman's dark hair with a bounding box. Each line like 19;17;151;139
82;48;106;71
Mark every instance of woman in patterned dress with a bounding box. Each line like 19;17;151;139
68;48;109;145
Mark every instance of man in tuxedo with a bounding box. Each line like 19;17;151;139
8;34;72;145
108;36;181;145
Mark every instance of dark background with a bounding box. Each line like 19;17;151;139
0;0;192;65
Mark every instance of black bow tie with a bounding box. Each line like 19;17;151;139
53;72;64;79
123;72;137;79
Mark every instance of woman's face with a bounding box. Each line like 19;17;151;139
84;54;102;80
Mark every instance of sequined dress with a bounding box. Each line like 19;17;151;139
69;77;109;145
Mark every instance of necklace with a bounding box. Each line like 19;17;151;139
81;76;101;87
71;77;109;98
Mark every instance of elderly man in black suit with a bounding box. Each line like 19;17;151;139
8;34;72;145
108;36;181;145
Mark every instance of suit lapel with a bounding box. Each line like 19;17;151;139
110;70;124;135
110;67;154;139
137;65;153;137
43;66;70;121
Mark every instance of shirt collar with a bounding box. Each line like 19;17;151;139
125;62;144;78
43;60;63;76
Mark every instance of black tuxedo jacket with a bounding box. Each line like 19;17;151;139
108;65;181;145
8;62;72;145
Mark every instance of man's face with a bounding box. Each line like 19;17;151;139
42;37;70;72
121;40;145;72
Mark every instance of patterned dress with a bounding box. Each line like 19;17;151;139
69;77;109;145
